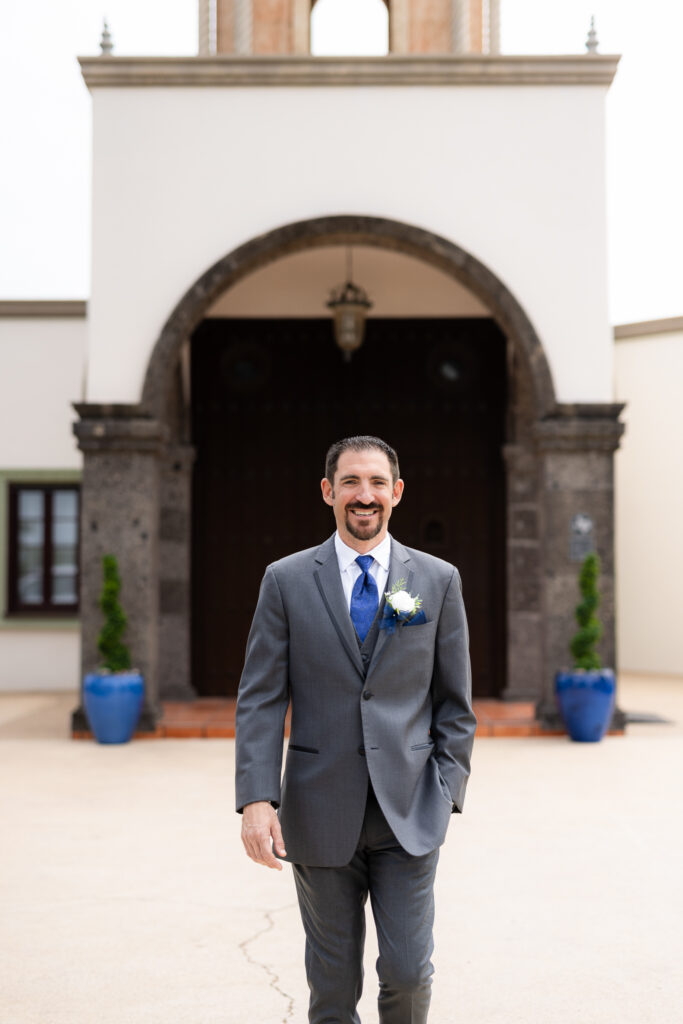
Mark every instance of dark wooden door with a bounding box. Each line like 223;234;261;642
191;318;506;698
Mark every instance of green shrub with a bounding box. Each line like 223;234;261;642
97;554;132;672
570;553;603;670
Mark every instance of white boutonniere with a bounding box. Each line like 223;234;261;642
379;579;426;633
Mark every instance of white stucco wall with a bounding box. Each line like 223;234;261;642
0;313;84;693
0;630;81;692
0;316;85;469
86;82;613;404
207;246;489;318
615;325;683;675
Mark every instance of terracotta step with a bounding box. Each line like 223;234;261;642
72;697;607;740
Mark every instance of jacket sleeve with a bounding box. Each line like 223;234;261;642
430;567;477;813
235;565;290;813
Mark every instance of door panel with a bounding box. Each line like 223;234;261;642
191;318;506;697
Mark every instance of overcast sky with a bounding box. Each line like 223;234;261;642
1;0;681;324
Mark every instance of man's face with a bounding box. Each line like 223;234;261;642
321;449;404;551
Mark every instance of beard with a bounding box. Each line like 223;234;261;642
344;503;384;541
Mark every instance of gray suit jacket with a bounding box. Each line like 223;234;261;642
235;534;476;867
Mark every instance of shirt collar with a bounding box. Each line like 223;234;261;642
334;531;392;572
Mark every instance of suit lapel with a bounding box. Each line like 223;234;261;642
313;536;365;680
367;539;413;676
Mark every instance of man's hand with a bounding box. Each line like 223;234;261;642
241;801;287;870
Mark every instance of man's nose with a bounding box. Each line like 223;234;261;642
355;483;374;504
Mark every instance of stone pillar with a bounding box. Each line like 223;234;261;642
292;0;310;53
391;0;410;53
451;0;470;55
71;405;167;734
198;0;216;55
503;442;543;700
159;444;196;700
534;404;626;729
489;0;501;54
234;0;253;54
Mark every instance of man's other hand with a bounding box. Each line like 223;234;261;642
241;801;287;870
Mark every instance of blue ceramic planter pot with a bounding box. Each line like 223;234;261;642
555;669;616;742
84;671;144;744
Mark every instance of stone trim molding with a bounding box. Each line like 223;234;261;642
614;315;683;339
0;300;86;318
141;214;557;422
73;403;168;454
534;403;626;453
79;54;620;89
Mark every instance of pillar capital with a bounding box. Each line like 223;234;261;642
73;403;168;454
534;403;626;453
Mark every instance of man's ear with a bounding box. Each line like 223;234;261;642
391;478;405;506
321;478;334;506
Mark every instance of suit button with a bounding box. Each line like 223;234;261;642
358;745;365;756
361;653;369;663
362;690;373;700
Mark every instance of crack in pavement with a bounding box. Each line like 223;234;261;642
238;903;298;1023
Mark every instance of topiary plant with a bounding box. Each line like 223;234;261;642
570;552;603;671
97;554;132;672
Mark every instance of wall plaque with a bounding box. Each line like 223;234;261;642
570;513;594;561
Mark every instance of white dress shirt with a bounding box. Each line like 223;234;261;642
334;531;392;611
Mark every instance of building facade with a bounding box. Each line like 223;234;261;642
2;1;637;729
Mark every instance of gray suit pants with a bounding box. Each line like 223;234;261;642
292;785;439;1024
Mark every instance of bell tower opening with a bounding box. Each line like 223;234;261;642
311;0;389;56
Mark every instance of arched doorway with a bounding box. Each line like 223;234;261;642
142;216;555;420
142;216;557;704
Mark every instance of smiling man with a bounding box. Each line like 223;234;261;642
235;435;476;1024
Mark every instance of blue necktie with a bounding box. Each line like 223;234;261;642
350;555;379;642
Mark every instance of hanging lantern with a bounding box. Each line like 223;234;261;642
326;249;373;361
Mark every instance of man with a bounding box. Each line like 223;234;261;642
236;435;476;1024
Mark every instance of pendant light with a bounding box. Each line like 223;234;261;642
326;248;373;361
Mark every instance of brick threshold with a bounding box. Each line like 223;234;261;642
72;697;624;740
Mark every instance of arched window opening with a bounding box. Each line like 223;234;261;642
310;0;389;56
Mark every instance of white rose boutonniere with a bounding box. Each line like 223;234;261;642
387;589;419;615
379;579;426;633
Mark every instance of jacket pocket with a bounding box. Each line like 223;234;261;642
410;740;434;751
288;743;319;754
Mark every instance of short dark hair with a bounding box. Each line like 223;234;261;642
324;436;400;486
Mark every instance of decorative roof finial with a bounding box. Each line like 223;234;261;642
585;16;599;55
100;18;114;56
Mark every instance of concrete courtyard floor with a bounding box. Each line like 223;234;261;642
1;672;682;1024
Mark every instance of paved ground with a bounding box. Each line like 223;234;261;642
1;672;682;1024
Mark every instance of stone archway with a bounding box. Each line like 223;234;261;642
141;215;556;423
72;215;625;733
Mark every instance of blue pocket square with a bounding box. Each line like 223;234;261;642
405;609;427;626
379;606;427;633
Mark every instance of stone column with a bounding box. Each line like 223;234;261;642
198;0;216;55
391;0;410;53
534;404;626;729
159;444;196;700
71;405;167;734
233;0;253;54
503;442;543;700
489;0;501;54
292;0;310;54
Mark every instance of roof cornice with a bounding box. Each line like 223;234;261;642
78;54;620;90
0;300;87;318
614;315;683;340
